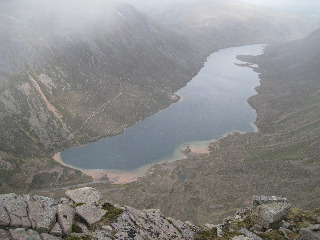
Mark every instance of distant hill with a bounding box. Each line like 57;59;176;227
124;0;317;53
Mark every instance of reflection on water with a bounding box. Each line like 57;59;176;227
61;44;264;170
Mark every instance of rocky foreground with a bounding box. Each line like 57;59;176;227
0;188;319;240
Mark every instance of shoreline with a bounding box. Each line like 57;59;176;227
52;128;255;185
52;46;262;186
53;152;154;184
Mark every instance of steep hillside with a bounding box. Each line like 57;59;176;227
0;0;204;158
0;0;206;192
98;29;320;224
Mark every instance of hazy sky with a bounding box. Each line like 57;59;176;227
238;0;320;15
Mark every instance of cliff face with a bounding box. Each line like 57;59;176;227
0;188;319;240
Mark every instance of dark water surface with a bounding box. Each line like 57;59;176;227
61;44;264;170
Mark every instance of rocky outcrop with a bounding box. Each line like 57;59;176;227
251;201;291;229
0;187;200;239
198;195;320;240
0;189;319;239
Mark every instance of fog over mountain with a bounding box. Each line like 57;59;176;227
239;0;320;13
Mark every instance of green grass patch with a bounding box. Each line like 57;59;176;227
285;208;320;229
102;202;124;221
258;230;287;240
231;217;255;230
75;203;85;207
195;228;217;240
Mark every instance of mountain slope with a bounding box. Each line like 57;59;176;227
100;28;320;224
0;0;206;192
0;0;204;158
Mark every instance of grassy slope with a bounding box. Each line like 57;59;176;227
97;29;320;225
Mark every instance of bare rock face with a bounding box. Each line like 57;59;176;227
0;205;10;227
0;229;12;240
50;222;63;237
111;206;199;240
9;228;31;240
40;233;63;240
76;203;107;225
26;229;42;240
65;187;103;205
0;194;31;229
57;204;75;236
27;196;57;233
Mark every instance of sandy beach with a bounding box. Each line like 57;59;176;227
52;140;211;185
53;130;260;186
53;152;153;184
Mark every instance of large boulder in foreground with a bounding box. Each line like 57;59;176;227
251;202;291;229
65;187;103;205
250;195;291;229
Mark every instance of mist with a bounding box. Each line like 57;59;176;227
238;0;320;15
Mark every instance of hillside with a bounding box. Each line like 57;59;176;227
0;0;204;157
0;0;206;192
91;29;320;224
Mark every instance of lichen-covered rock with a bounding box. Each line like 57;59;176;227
252;195;287;206
251;202;291;228
66;187;103;205
238;228;262;240
2;194;31;228
0;205;10;227
57;203;75;236
1;189;316;240
0;229;12;240
9;228;31;240
111;206;197;240
91;231;113;239
297;228;320;240
27;195;57;233
26;229;42;240
76;203;107;225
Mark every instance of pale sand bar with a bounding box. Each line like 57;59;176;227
52;139;224;185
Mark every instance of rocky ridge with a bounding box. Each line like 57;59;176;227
0;187;319;239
